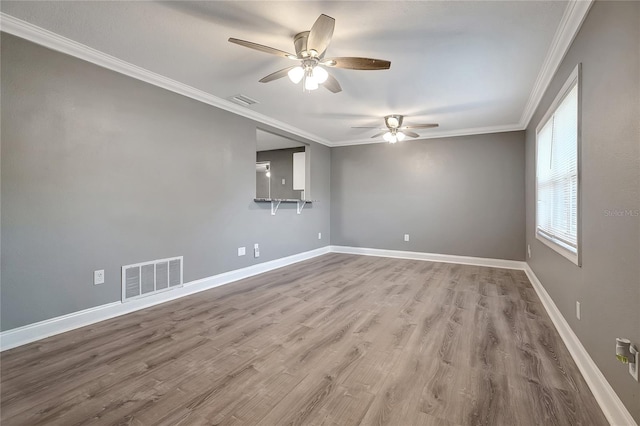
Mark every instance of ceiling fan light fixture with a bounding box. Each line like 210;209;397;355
314;66;328;84
304;72;319;91
288;66;304;84
386;116;400;128
396;131;406;141
383;131;393;142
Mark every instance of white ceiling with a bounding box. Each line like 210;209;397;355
1;1;570;146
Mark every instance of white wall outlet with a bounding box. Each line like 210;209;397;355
576;301;581;320
238;247;246;256
94;269;105;285
404;234;410;242
254;243;260;258
527;244;532;258
282;178;286;185
318;232;322;240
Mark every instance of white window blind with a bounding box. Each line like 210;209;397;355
536;77;579;263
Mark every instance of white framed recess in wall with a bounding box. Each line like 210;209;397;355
293;151;306;198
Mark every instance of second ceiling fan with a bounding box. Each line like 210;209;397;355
353;115;439;143
229;14;391;93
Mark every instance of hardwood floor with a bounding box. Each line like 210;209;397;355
1;254;607;425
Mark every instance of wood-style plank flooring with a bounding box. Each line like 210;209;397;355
1;254;607;425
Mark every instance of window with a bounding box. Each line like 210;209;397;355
536;64;581;265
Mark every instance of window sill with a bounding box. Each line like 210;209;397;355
536;232;580;266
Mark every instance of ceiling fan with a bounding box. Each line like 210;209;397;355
353;115;439;143
228;14;391;93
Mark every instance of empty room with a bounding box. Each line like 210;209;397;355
1;1;638;425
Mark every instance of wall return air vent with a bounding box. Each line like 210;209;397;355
121;256;183;302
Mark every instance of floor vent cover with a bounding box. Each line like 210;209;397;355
121;256;183;302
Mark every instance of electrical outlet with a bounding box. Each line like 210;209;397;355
528;244;532;258
404;234;410;242
238;247;246;256
94;270;105;285
318;232;322;240
282;178;286;185
254;243;260;258
576;301;581;320
616;338;639;381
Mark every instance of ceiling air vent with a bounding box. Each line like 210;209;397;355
121;256;183;302
229;94;259;107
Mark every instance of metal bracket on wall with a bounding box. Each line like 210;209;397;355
271;200;282;215
254;198;313;215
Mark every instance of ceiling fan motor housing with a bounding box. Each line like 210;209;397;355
385;115;404;129
294;31;311;58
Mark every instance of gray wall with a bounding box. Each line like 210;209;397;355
331;132;525;261
0;33;331;331
524;1;640;421
257;147;305;200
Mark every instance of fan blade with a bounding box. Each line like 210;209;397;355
323;57;391;70
371;131;387;138
308;14;335;56
351;126;384;129
228;38;296;59
402;131;420;138
403;123;439;129
323;73;342;93
259;67;297;83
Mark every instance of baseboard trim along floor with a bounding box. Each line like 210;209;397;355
1;246;634;425
329;245;527;270
524;265;636;426
0;246;331;351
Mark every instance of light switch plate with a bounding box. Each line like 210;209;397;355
404;234;410;242
238;247;246;256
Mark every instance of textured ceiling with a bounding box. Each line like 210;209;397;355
1;1;569;145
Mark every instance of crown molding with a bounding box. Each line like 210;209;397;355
330;123;523;147
519;0;593;129
2;1;593;148
0;13;332;147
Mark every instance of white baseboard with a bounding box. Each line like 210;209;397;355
0;245;523;351
0;246;330;352
330;245;527;270
524;265;637;426
1;245;634;425
331;246;635;425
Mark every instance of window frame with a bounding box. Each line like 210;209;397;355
535;63;582;266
